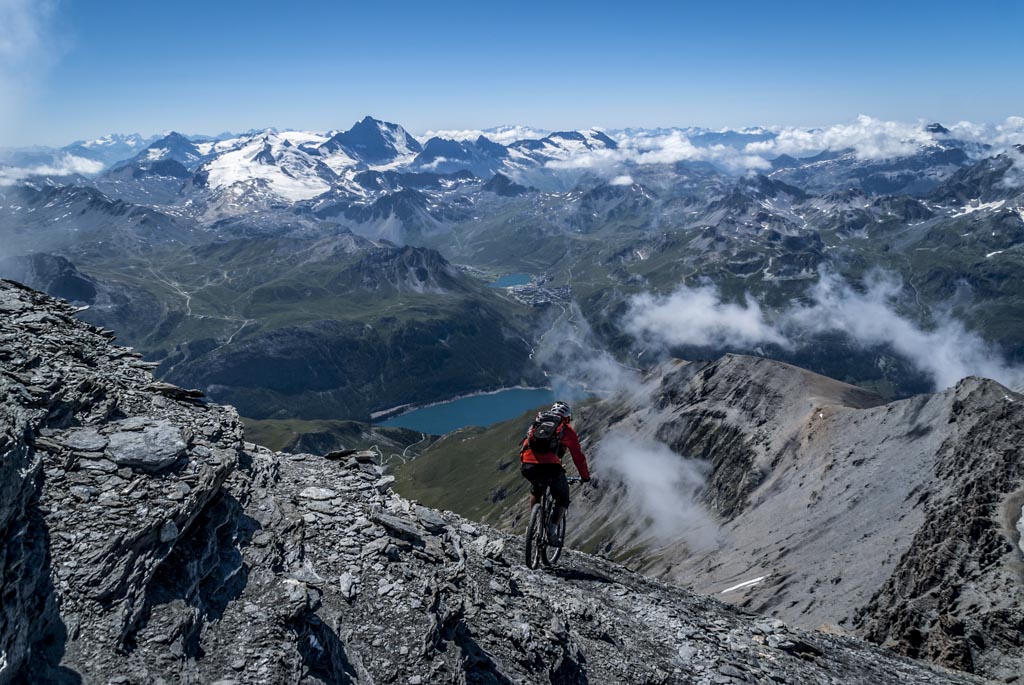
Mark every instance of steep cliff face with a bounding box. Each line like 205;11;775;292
0;280;988;684
0;279;242;684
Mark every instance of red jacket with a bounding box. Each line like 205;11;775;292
521;422;590;480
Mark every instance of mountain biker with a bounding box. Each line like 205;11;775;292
520;401;591;546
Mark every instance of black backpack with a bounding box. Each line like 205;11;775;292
527;411;564;454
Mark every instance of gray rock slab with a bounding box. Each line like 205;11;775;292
61;427;108;452
299;487;337;501
106;418;186;473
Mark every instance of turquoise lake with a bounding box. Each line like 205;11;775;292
377;387;555;434
489;273;532;288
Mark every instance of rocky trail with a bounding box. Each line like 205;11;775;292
0;278;995;684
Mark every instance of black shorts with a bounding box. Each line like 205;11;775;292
521;463;570;508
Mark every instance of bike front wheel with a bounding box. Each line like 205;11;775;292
547;512;567;565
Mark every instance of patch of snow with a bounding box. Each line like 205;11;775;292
986;250;1005;258
82;134;114;148
320;147;360;174
368;153;420;172
720;576;767;594
952;199;1006;217
276;130;329;146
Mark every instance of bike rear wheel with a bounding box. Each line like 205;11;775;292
524;500;544;569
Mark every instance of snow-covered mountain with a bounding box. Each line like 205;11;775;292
10;117;1021;197
93;119;619;205
195;131;338;201
7;117;1022;234
122;132;209;169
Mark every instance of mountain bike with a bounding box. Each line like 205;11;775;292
525;475;583;568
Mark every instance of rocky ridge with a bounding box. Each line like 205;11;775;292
399;355;1024;681
0;280;988;684
637;357;1024;681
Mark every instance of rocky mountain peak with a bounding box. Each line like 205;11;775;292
0;280;991;684
121;132;205;170
320;116;423;165
482;171;531;197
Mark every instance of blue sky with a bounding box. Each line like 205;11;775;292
4;0;1023;145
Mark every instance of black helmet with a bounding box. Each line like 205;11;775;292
550;401;571;420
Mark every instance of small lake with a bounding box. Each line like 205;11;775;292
489;273;532;288
377;387;555;434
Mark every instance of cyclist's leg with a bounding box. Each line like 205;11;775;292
521;463;546;510
548;466;570;525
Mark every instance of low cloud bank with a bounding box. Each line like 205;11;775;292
547;130;770;175
0;154;104;185
627;271;1024;392
744;115;937;160
543;115;1024;178
946;116;1024;150
598;431;719;549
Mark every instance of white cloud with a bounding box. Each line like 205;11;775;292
947;117;1024;188
542;116;1024;179
416;116;1024;183
545;129;772;175
744;115;935;160
626;271;1024;392
598;431;719;548
534;302;645;401
609;174;634;186
785;273;1024;390
999;147;1024;189
419;125;548;146
414;156;449;172
948;116;1024;149
0;154;104;185
628;285;789;349
0;0;58;144
536;304;720;548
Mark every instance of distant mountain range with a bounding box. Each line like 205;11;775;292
5;116;1009;197
1;114;1022;429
